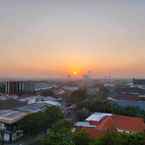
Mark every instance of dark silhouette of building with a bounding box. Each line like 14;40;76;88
5;81;34;95
133;79;145;85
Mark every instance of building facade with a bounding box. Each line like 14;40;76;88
5;81;34;95
75;112;145;139
0;110;27;143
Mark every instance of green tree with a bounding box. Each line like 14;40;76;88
73;131;91;145
91;133;145;145
70;88;87;104
39;127;74;145
18;106;64;135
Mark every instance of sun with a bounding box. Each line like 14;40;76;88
73;71;78;75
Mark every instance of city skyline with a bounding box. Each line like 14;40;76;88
0;0;145;79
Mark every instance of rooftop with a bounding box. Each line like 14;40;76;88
113;115;145;132
39;100;61;107
16;103;48;113
75;112;145;138
86;112;112;122
75;121;96;128
0;102;57;124
0;110;27;124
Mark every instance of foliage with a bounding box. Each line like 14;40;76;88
38;121;74;145
35;130;145;145
39;129;74;145
51;119;73;131
73;131;91;145
98;86;109;98
69;88;87;104
18;106;64;135
75;96;145;120
90;133;145;145
107;104;145;119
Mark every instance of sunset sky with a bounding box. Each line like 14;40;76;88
0;0;145;79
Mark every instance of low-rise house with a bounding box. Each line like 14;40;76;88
16;103;49;113
26;96;62;107
0;110;27;143
75;112;145;139
0;102;61;143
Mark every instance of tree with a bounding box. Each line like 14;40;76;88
91;133;145;145
18;107;64;135
70;88;87;104
73;131;91;145
38;127;74;145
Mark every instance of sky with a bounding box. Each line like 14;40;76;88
0;0;145;79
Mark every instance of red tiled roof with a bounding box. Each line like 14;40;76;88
96;116;113;131
112;115;145;132
76;113;145;139
78;117;114;139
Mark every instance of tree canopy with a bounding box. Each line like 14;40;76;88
18;106;64;135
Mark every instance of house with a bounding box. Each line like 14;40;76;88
0;110;27;143
0;102;61;143
75;112;145;139
26;96;62;107
16;103;49;113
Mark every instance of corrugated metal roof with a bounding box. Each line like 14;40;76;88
0;110;27;124
16;103;48;113
40;100;61;107
86;112;112;122
75;121;96;128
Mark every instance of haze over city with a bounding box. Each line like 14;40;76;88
1;1;145;144
0;0;145;79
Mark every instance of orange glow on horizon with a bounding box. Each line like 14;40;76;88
65;63;87;77
73;71;78;75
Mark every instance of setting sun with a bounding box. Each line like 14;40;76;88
73;71;78;75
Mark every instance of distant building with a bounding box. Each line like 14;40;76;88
133;79;145;86
5;81;34;95
80;73;95;88
110;99;145;111
0;102;60;143
5;81;23;95
16;103;50;113
63;86;79;92
0;110;27;143
0;82;5;93
27;96;62;107
75;112;145;139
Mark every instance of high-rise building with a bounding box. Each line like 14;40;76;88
5;81;34;95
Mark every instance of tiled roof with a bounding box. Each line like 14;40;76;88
96;116;113;131
75;112;145;138
112;115;145;132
